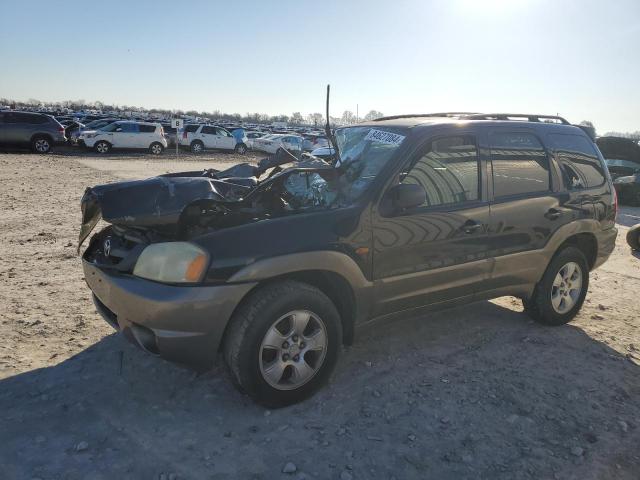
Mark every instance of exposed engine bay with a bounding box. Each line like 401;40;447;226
79;151;341;253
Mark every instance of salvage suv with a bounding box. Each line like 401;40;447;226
79;113;617;407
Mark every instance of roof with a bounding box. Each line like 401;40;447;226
359;112;572;129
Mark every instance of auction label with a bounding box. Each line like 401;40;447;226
365;129;405;146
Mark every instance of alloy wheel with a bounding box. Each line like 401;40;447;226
34;139;50;153
259;310;328;391
551;262;583;314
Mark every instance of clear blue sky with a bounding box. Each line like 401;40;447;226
1;0;638;133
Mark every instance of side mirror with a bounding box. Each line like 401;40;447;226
388;183;426;211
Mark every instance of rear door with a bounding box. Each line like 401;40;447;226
2;112;31;143
138;124;157;148
482;128;579;292
200;126;217;149
372;130;491;316
549;133;612;225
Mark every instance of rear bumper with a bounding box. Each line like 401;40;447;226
593;227;618;270
83;260;256;370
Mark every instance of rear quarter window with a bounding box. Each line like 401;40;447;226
550;133;606;190
185;125;200;133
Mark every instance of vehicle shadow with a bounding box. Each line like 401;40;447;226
1;301;638;480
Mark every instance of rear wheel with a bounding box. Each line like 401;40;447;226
224;280;341;408
190;140;204;154
524;246;589;326
149;142;164;155
235;143;247;155
95;141;110;154
31;136;51;154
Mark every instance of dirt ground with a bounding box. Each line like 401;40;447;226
0;150;639;480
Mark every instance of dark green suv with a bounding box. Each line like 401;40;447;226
80;113;618;407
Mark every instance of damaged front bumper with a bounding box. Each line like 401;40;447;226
84;259;256;370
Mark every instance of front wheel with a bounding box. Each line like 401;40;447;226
525;246;589;326
190;140;204;154
224;281;341;408
235;143;247;155
94;141;110;154
149;142;164;155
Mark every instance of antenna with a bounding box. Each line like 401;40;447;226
325;84;340;162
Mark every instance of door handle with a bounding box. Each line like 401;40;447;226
545;208;562;220
462;220;482;234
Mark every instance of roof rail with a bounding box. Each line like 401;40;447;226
462;113;570;124
371;112;480;122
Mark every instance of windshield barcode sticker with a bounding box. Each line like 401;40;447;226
364;129;405;146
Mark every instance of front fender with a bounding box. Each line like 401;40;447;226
228;251;374;323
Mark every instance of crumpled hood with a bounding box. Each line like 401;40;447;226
78;176;229;251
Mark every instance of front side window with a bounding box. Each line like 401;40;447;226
490;132;550;198
119;123;138;133
550;133;606;190
401;135;479;207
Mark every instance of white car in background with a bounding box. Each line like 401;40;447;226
245;131;266;149
252;134;303;154
83;121;167;154
179;124;248;154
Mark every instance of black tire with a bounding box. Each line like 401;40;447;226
525;246;589;326
627;224;640;251
31;135;52;154
235;143;247;155
149;142;164;155
224;280;342;408
94;141;110;154
190;140;204;154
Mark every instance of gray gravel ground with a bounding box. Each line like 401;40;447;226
1;150;639;480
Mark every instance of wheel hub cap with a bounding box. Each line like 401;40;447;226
259;310;327;391
551;261;583;314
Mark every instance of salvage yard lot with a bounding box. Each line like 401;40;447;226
1;151;639;479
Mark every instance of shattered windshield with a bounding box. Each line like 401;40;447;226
283;126;408;209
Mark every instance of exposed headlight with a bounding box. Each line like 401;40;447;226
133;242;209;283
614;176;636;184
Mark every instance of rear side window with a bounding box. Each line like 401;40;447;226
202;126;217;134
550;134;606;190
185;124;200;133
4;112;48;124
401;135;479;207
138;124;156;133
490;132;550;198
216;127;231;136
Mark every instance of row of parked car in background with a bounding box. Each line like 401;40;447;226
0;108;639;205
0;109;330;158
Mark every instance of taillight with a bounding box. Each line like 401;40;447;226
613;187;618;219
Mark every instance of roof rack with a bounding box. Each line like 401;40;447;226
372;112;480;122
462;113;570;124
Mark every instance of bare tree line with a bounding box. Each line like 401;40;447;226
0;98;385;126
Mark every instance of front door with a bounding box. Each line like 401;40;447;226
216;127;236;150
372;131;491;317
